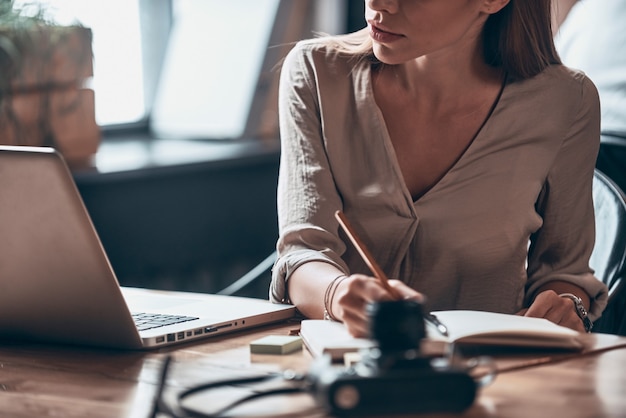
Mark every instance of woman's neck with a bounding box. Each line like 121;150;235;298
378;51;504;116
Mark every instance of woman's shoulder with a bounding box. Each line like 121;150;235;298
286;37;328;56
507;64;600;115
283;38;329;69
283;35;368;74
517;64;599;98
544;64;597;86
287;31;368;55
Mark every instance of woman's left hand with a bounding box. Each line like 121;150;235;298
518;290;586;332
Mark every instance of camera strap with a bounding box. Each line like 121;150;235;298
151;355;318;418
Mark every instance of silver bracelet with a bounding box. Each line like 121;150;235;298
323;274;348;321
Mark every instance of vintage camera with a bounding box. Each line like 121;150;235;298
307;300;477;417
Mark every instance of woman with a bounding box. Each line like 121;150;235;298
271;0;608;337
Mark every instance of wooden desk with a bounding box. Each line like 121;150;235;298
1;321;625;418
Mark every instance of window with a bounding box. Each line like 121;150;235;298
15;0;349;139
15;0;149;127
150;0;280;140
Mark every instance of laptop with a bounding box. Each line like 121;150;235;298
0;145;295;349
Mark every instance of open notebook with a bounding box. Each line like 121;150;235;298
300;310;587;361
0;145;295;349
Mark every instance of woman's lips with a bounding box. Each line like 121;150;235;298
368;23;404;43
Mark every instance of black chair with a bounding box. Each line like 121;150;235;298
597;132;626;193
590;169;626;335
216;251;277;298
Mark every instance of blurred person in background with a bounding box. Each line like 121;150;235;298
553;0;626;191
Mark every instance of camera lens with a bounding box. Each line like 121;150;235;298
367;300;426;352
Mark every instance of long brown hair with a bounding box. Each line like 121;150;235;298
323;0;561;81
483;0;561;80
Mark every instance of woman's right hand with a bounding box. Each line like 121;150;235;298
331;274;424;337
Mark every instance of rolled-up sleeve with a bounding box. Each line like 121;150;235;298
270;43;349;304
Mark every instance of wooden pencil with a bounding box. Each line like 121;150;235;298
334;210;402;299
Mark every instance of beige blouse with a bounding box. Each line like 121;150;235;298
270;39;609;320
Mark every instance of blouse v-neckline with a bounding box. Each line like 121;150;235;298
365;65;508;205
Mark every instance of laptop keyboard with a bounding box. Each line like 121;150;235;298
132;312;199;331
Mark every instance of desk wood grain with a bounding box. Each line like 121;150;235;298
1;323;625;418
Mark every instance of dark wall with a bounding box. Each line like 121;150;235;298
347;0;366;32
74;149;280;298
